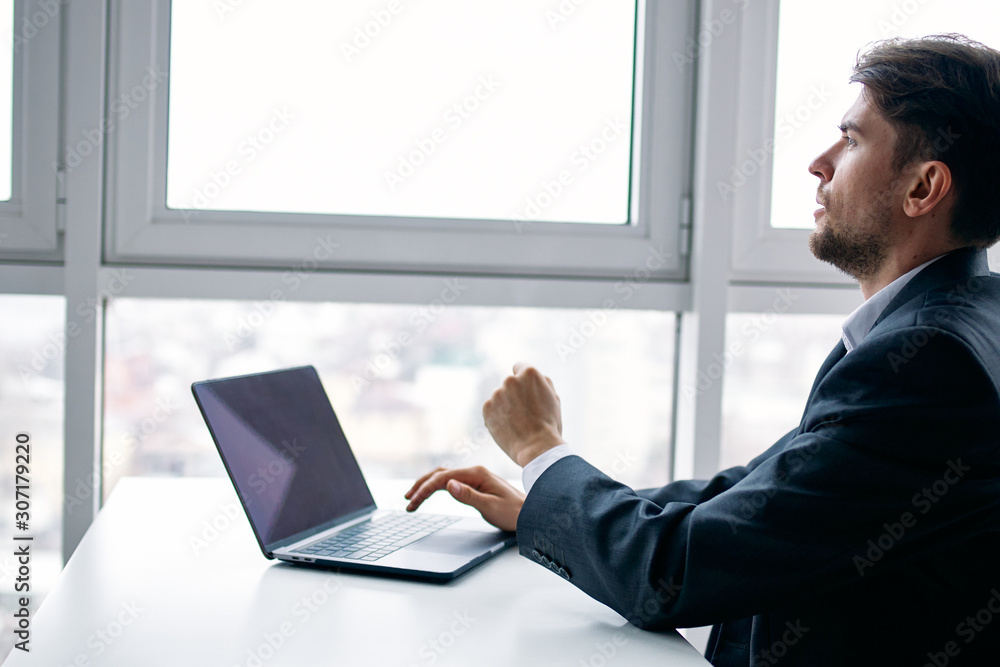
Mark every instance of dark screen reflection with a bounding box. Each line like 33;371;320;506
194;366;375;546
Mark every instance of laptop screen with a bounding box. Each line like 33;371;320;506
193;366;375;549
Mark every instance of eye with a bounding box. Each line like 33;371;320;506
842;134;856;147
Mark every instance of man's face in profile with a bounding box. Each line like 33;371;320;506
807;91;905;281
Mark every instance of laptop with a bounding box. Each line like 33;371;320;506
191;365;515;581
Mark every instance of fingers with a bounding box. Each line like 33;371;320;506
447;479;521;532
510;363;557;392
404;467;447;500
446;479;488;509
404;466;488;512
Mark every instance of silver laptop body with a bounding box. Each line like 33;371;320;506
192;365;515;581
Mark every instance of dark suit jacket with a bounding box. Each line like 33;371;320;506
517;248;1000;666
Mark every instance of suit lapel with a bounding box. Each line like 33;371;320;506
808;339;847;397
871;247;989;330
796;339;847;432
794;248;988;435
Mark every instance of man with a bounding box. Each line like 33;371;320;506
405;35;1000;665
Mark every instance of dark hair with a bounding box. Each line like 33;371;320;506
850;34;1000;248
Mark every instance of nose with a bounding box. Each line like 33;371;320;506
809;144;835;184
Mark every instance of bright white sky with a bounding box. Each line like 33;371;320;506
166;0;635;224
0;0;12;201
771;0;1000;228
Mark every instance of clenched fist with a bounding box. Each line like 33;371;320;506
483;363;564;467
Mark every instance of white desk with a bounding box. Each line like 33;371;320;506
3;478;709;666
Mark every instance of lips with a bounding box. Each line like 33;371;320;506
814;193;827;220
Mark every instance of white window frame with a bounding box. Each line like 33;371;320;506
103;0;695;281
0;0;61;260
727;0;853;285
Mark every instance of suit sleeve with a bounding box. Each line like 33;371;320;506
634;428;798;505
516;327;1000;629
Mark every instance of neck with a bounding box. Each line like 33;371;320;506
859;246;956;299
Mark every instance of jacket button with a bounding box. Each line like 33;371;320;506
531;549;543;563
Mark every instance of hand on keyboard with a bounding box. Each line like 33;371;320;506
404;466;525;532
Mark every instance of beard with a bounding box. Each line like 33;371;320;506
808;192;891;281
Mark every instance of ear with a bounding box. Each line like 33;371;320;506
902;160;952;218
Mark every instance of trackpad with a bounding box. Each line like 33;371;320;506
409;529;499;556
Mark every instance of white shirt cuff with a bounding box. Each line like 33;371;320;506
521;444;574;495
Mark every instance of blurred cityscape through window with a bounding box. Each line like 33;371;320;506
721;312;844;469
1;294;64;660
103;299;677;502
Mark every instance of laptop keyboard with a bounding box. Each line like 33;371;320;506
298;513;462;562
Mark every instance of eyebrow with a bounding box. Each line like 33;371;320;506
838;121;863;135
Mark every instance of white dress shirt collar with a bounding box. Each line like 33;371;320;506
841;255;944;353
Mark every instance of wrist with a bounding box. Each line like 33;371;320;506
514;434;564;468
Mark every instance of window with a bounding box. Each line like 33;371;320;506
771;0;1000;231
103;298;677;500
0;295;64;661
0;0;12;202
106;0;694;280
0;0;60;259
167;2;635;225
730;0;1000;279
720;313;844;469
